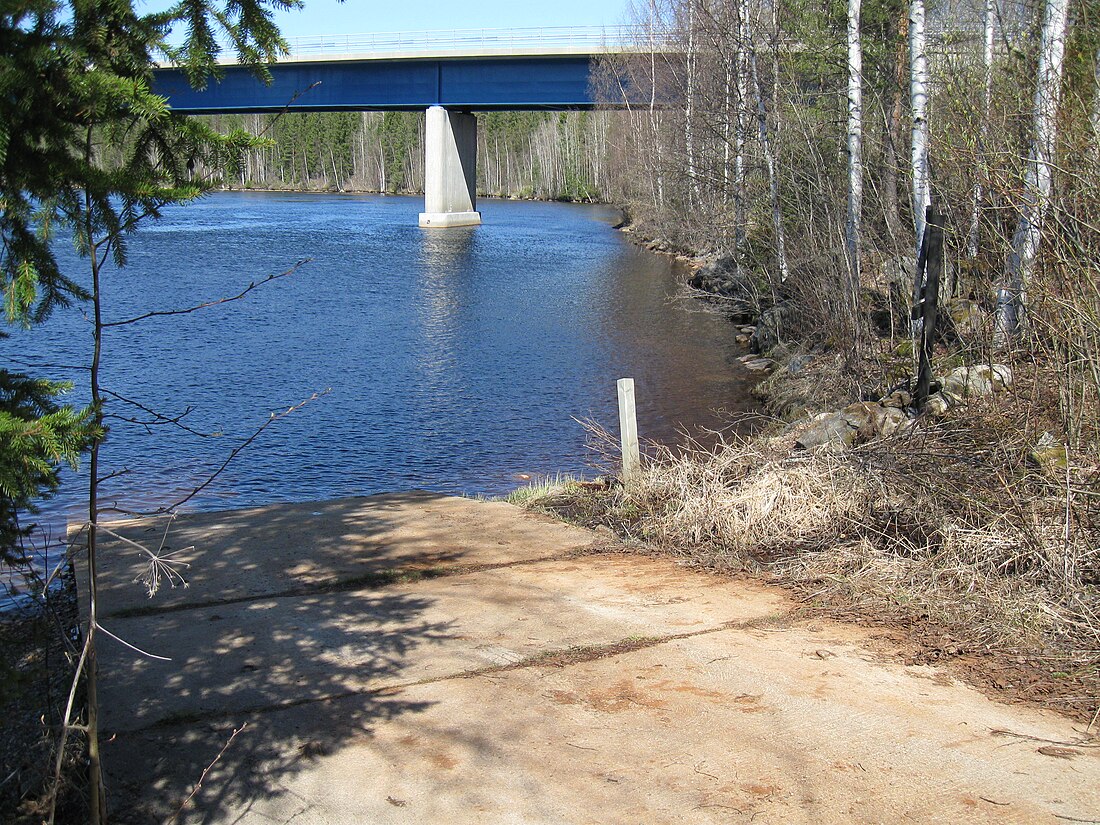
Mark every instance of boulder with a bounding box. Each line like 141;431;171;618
942;298;986;341
1030;432;1069;474
795;411;858;452
752;304;790;354
743;358;775;373
940;364;1012;399
688;256;769;320
794;402;910;452
923;392;955;417
880;389;912;409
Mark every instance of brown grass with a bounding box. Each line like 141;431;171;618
519;393;1100;716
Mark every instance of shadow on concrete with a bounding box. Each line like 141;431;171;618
92;493;496;823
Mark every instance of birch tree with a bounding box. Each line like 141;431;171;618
909;0;931;280
847;0;865;303
1091;45;1100;161
747;13;790;282
735;0;750;255
968;0;996;258
996;0;1072;339
685;0;700;203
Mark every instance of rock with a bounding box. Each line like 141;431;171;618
880;389;912;409
739;326;756;335
786;354;813;377
751;304;790;354
688;256;769;320
1030;432;1068;474
940;364;1012;399
743;358;775;373
795;402;911;452
923;392;952;416
795;411;858;452
878;407;910;437
942;298;985;341
876;255;917;298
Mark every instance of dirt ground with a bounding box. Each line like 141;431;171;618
81;493;1099;824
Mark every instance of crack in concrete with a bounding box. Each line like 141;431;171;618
137;607;805;733
105;545;613;619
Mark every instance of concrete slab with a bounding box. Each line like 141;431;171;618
104;623;1100;824
88;493;597;616
98;555;790;732
92;495;1100;824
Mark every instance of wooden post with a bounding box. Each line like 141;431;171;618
914;203;944;408
617;378;641;482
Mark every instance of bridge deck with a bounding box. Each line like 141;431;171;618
153;54;633;113
152;26;666;113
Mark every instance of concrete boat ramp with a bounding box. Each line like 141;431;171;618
91;493;1099;823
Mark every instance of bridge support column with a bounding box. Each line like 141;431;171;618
419;106;481;228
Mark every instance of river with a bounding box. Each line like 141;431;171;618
7;191;754;568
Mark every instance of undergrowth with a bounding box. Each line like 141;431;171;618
515;380;1100;719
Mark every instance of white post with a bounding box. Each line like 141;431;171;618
617;378;641;482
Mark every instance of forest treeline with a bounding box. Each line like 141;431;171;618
200;110;615;201
597;0;1100;446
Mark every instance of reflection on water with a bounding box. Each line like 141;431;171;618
417;226;476;389
4;192;755;589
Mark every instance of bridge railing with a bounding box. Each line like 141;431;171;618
275;25;666;58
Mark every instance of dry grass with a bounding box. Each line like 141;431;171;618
519;396;1100;713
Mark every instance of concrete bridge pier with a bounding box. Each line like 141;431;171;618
419;106;481;228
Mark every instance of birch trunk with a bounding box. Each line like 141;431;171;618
968;0;995;259
1090;46;1100;163
846;0;864;303
908;0;931;338
735;0;749;255
747;23;790;283
685;0;699;204
997;0;1071;339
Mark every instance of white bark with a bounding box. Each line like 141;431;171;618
685;0;699;203
1090;45;1100;163
846;0;864;297
968;0;995;259
735;0;749;254
909;0;931;264
998;0;1071;339
747;22;789;283
723;46;733;192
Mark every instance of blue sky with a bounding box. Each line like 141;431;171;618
142;1;634;39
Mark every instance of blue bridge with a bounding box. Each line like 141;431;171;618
152;27;665;227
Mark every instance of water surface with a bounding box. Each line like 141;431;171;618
10;192;753;546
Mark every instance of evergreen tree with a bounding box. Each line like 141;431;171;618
1;3;315;819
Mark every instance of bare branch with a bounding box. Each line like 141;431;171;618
100;387;217;438
102;390;330;518
167;724;248;824
101;259;310;328
96;622;172;661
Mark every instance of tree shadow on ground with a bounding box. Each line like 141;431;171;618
86;492;493;823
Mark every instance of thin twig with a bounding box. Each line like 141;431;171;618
100;387;215;438
47;636;90;825
96;621;172;661
167;724;248;824
101;259;309;327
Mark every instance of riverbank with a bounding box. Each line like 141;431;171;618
217;184;607;206
509;219;1100;727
